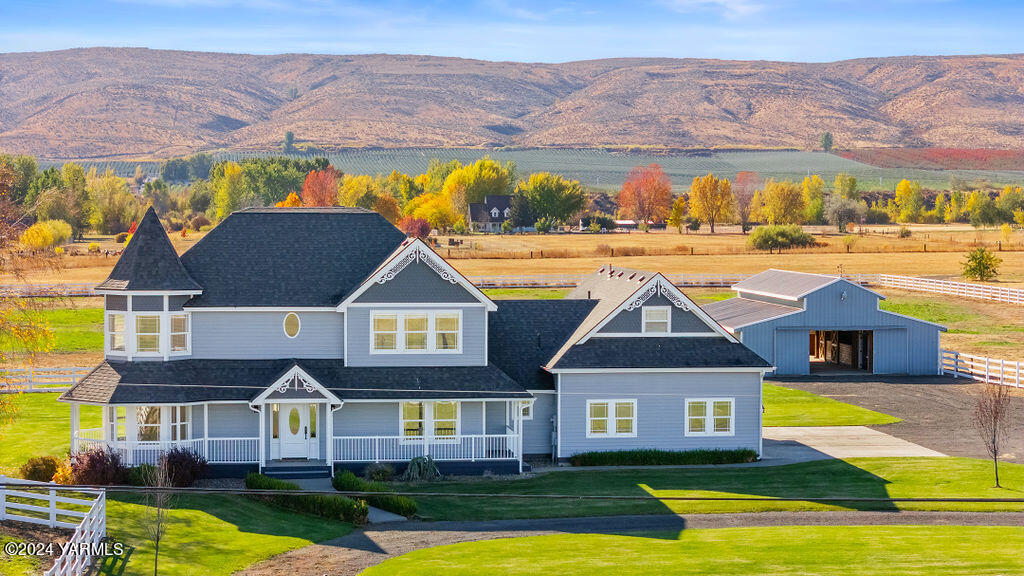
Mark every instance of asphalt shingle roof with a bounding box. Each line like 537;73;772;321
731;269;842;301
180;207;407;307
702;297;802;331
551;337;772;370
59;359;531;404
96;207;202;292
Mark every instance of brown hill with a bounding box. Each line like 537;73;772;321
1;48;1023;159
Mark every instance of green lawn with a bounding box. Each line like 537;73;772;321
0;306;103;354
0;392;102;475
405;457;1024;521
0;534;42;576
763;384;900;426
363;526;1024;576
482;288;569;299
99;494;351;576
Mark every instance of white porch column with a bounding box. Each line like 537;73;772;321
100;405;109;444
69;403;80;453
481;401;487;435
203;404;209;460
326;403;335;467
257;405;265;470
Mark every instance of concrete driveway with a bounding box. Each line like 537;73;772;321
763;426;945;461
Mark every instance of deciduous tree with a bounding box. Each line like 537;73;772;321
275;192;302;207
442;156;515;211
732;171;759;233
823;192;864;232
518;172;586;223
894;179;924;223
688;173;733;233
801;175;825;224
962;246;1001;281
397;216;431;238
973;382;1013;487
820;132;833;152
618;164;673;225
759;179;805;225
667;196;687;233
833;173;858;201
301;167;341;207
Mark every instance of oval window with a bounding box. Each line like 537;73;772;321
283;313;300;338
288;407;300;435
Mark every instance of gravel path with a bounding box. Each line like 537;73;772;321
235;511;1024;576
774;376;1024;463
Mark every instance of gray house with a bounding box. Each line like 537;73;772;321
467;195;512;233
61;208;769;477
703;269;945;376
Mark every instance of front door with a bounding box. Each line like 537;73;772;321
280;403;310;459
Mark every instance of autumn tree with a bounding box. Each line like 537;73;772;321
397;216;431;238
403;193;459;232
89;169;135;235
823;192;864;232
688;173;733;233
441;156;515;210
666;196;687;233
338;174;380;210
760;179;805;225
301;167;340;207
517;172;586;223
894;179;924;223
275;192;302;207
973;382;1013;487
378;170;423;206
833;173;858;200
801;175;825;224
212;162;251;220
732;171;759;233
618;164;673;225
373;194;401;223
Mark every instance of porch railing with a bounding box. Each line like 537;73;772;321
333;434;518;462
74;434;258;464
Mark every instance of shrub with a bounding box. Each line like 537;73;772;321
331;470;417;517
70;447;129;485
19;223;54;250
87;242;100;253
570;448;759;467
128;464;157;486
534;217;552;234
159;447;207;487
51;460;72;485
962;246;1002;281
54;246;64;256
898;226;912;238
401;456;441;482
746;225;816;251
365;462;394;482
863;206;890;224
19;456;62;482
686;219;701;231
41;220;72;245
452;219;468;235
189;214;211;231
114;232;129;244
245;473;368;525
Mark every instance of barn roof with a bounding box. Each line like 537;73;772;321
702;297;802;331
731;269;881;302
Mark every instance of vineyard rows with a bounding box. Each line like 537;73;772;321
39;149;1024;190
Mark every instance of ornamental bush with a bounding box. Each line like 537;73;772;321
331;470;418;517
246;473;368;525
746;224;816;251
159;447;208;487
569;448;758;467
365;462;395;482
70;447;129;485
19;455;62;482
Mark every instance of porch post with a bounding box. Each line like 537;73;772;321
100;404;109;444
203;403;209;459
257;405;265;471
423;401;431;458
69;402;80;453
481;401;487;435
517;400;523;474
326;403;334;468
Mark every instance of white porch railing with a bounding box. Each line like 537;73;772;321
942;349;1023;388
333;434;518;462
73;435;258;465
0;476;105;576
0;367;92;393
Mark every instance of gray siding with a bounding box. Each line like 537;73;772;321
332;401;496;436
734;281;942;376
524;393;555;455
345;306;487;366
168;296;190;311
105;295;127;311
132;295;164;311
598;295;710;334
191;311;343;359
206;403;258;437
557;372;762;457
355;261;479;303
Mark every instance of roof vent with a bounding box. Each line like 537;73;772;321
628;273;636;280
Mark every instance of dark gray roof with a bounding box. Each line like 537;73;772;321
731;269;844;301
551;337;771;370
97;207;202;292
60;359;530;404
180;208;407;307
488;299;599;390
703;297;802;331
468;195;512;223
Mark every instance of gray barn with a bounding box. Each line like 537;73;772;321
704;269;945;376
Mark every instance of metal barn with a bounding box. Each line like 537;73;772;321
704;269;945;376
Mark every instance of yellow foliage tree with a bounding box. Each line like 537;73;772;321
275;192;302;207
374;194;401;223
688;173;733;233
760;179;805;225
338;174;378;209
19;222;55;250
404;193;459;232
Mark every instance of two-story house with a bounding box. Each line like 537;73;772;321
61;206;770;477
466;195;512;233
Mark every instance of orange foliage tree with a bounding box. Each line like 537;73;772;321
373;195;401;223
301;167;341;207
275;192;302;207
618;164;673;224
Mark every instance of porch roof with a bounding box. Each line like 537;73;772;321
59;359;531;405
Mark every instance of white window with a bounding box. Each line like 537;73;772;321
137;405;161;441
642;306;670;333
170;406;190;441
433;401;459;437
371;311;462;354
503;207;511;218
490;207;500;217
170;314;189;352
586;399;637;438
108;406;126;441
686;398;735;436
399;401;460;440
107;313;126;352
521;401;533;420
135;315;161;353
401;402;425;438
283;313;300;338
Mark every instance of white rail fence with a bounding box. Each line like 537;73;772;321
0;367;92;393
0;283;97;297
0;476;106;576
941;350;1022;388
876;275;1024;305
333;434;519;462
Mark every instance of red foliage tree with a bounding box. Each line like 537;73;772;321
397;216;431;239
618;164;673;224
301;168;341;207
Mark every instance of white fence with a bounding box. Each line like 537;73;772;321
0;283;97;297
1;367;92;393
941;350;1023;388
0;476;106;576
876;275;1024;305
333;434;518;463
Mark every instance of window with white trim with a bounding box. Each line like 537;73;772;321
135;315;161;353
685;398;734;436
433;401;458;437
371;311;462;353
107;313;126;352
401;402;425;438
521;401;533;420
170;314;189;352
170;406;190;441
108;406;126;441
283;313;301;338
137;405;161;441
642;306;670;333
400;401;460;439
586;399;636;437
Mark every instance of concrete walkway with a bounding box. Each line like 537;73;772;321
763;426;946;459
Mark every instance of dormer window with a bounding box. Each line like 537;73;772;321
371;310;462;354
642;306;670;333
490;208;500;218
503;207;511;218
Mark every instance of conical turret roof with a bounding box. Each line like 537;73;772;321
97;206;202;292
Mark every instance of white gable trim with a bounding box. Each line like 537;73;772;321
337;238;497;311
579;274;737;344
250;365;343;406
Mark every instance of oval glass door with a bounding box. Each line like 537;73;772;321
280;404;309;459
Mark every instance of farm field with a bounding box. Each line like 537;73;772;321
43;149;1024;191
0;392;101;475
364;525;1024;576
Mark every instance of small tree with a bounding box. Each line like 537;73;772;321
973;382;1013;487
618;164;673;225
961;247;1002;281
666;196;687;233
820;132;833;152
283;131;295;153
144;460;174;576
688;173;733;233
397;216;430;239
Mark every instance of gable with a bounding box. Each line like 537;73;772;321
598;294;711;334
354;260;479;303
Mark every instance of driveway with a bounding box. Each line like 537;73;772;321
763;426;945;459
235;511;1024;576
773;376;1024;463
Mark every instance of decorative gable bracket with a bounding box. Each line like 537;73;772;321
376;244;460;286
624;278;690;311
251;365;343;406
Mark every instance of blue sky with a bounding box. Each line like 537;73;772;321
1;0;1022;62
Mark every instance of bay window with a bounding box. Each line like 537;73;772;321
137;406;161;441
107;313;126;352
685;398;734;436
135;315;161;353
371;311;462;353
170;314;189;352
586;399;636;438
170;406;190;441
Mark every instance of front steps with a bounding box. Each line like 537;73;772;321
263;459;332;479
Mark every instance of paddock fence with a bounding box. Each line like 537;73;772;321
0;283;97;297
941;350;1022;388
0;476;106;576
0;367;92;393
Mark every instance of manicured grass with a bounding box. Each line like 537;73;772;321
99;494;351;576
364;526;1024;576
0;393;102;475
0;306;103;354
0;534;42;576
879;291;1024;357
405;457;1024;521
763;384;901;427
482;288;569;299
